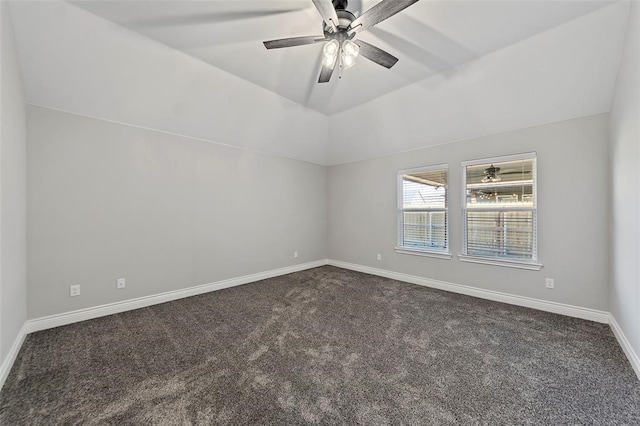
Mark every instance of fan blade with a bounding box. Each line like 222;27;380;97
500;170;532;175
318;54;338;83
347;0;420;36
354;40;398;69
312;0;340;32
263;36;325;49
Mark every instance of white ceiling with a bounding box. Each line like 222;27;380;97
7;1;631;165
70;0;616;116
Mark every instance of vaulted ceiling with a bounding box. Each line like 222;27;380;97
69;0;615;116
7;1;630;165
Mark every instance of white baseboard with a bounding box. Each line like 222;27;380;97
328;260;610;323
0;323;28;392
609;314;640;380
2;260;325;391
25;259;328;334
4;260;637;392
328;261;640;381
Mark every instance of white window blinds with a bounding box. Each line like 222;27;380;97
462;154;537;261
397;165;448;253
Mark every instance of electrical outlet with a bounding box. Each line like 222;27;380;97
70;285;80;297
376;254;382;261
545;278;555;289
117;278;126;289
294;251;298;259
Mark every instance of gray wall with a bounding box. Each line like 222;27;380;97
328;114;610;311
1;3;28;365
27;105;327;318
610;1;639;360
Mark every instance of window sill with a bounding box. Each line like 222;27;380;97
457;255;543;271
395;248;452;260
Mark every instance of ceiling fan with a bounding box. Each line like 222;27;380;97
482;164;532;183
263;0;420;83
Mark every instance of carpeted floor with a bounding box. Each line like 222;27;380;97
1;266;639;424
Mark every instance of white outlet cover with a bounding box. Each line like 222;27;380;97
70;285;80;297
545;278;555;288
117;278;126;289
377;254;382;261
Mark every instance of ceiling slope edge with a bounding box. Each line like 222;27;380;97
327;111;611;167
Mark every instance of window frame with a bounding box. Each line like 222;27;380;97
459;152;542;270
396;164;451;260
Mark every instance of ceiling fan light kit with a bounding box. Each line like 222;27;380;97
481;175;501;183
341;39;360;69
323;39;340;57
263;0;419;83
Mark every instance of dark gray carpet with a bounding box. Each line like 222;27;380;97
1;266;639;424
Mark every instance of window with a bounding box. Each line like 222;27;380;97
396;165;450;258
460;153;541;270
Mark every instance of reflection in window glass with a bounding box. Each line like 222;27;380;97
463;155;537;261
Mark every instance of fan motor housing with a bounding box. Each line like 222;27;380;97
333;0;348;10
323;9;356;40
